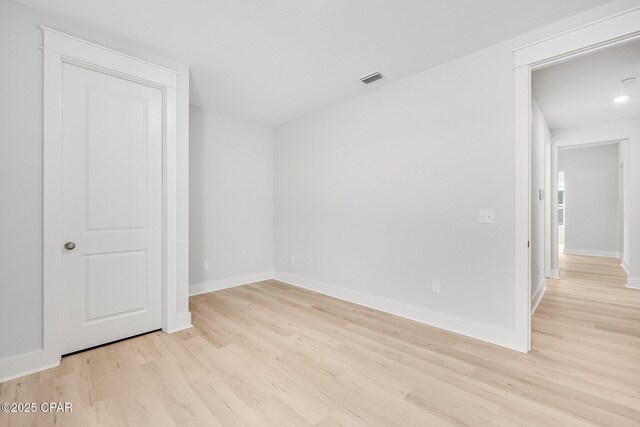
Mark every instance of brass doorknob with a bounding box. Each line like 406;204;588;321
64;241;76;250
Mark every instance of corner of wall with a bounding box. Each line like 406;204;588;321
189;271;275;297
531;282;547;315
626;277;640;289
621;258;629;275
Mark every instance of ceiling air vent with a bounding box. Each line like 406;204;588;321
360;72;385;85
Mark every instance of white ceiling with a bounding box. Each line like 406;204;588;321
533;39;640;130
15;0;612;125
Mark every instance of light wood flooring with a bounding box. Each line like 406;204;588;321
1;253;639;426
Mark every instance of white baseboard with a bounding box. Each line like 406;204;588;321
531;282;547;315
0;349;60;384
621;259;630;275
273;271;525;353
1;311;194;383
627;277;640;289
1;311;193;383
563;248;620;258
165;311;193;333
189;271;274;296
3;268;527;383
549;269;560;279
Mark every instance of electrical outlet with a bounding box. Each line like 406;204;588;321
432;280;441;294
203;260;210;270
290;255;296;264
478;209;495;224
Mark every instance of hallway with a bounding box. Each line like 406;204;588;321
535;253;634;341
531;253;640;423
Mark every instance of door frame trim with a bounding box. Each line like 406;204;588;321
513;6;640;352
42;27;187;366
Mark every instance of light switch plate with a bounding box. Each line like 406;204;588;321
479;209;495;224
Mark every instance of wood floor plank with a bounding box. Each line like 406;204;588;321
1;253;639;426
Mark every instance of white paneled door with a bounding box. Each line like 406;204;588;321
60;63;163;354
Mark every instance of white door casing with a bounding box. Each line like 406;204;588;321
0;26;192;383
60;63;164;354
38;27;190;370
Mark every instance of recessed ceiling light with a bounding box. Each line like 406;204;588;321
614;95;629;103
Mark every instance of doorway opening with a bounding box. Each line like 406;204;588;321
513;7;640;352
530;36;637;311
529;28;639;288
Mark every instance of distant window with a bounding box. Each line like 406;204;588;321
558;171;565;227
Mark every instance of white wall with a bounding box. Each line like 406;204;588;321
189;106;274;294
531;99;550;304
0;0;190;366
274;1;640;348
0;0;43;359
275;44;516;330
558;144;620;256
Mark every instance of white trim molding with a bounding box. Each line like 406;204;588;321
165;312;195;334
621;259;630;275
627;277;640;290
1;27;190;383
513;62;532;353
190;271;275;296
274;272;525;352
549;269;560;279
513;6;640;354
562;248;621;258
531;283;547;315
188;269;525;352
0;352;60;384
513;6;640;68
42;27;178;87
190;270;525;352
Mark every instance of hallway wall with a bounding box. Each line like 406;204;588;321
531;99;550;303
558;144;620;257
